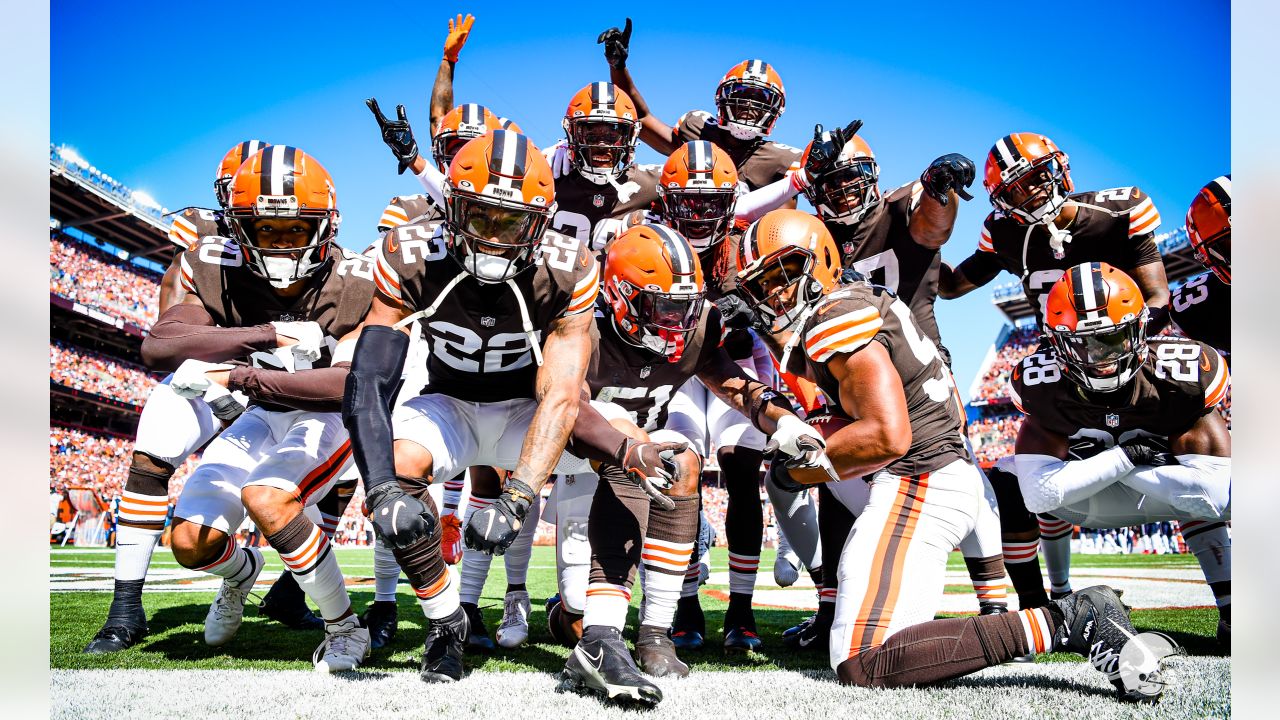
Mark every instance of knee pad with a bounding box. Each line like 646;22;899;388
557;488;594;614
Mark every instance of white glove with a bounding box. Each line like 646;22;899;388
171;359;235;399
271;321;324;362
542;140;573;179
765;415;828;469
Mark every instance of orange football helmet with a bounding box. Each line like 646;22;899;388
657;140;740;251
983;132;1073;225
715;60;786;139
225;145;338;289
1186;175;1231;284
736;209;841;331
433;103;506;172
603;223;705;361
215;140;270;209
444;129;556;283
799;131;880;225
562;82;640;184
1044;262;1149;392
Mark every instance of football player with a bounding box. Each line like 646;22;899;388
736;209;1165;701
341;130;676;683
599;18;801;191
939;132;1172;608
142;146;377;671
1171;175;1230;354
1008;262;1231;644
555;223;826;705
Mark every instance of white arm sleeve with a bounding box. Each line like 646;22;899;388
1013;447;1135;514
750;331;778;387
415;163;447;208
733;175;802;223
1119;454;1231;520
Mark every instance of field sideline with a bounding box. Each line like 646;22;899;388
50;547;1229;718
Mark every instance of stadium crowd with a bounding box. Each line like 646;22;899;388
970;326;1040;402
50;235;160;330
50;339;159;406
50;425;196;502
967;413;1023;465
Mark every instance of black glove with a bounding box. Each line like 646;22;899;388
596;18;632;69
366;98;419;175
841;267;867;284
920;153;976;206
463;478;535;555
364;482;437;551
767;458;806;494
1119;437;1178;467
618;438;686;510
803;120;864;182
207;393;245;422
715;294;756;331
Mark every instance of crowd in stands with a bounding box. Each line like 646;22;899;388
50;340;159;406
970;326;1041;403
50;426;197;503
1076;523;1192;555
967;413;1024;465
50;235;160;330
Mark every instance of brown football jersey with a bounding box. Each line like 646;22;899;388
589;301;724;432
1009;337;1229;459
167;207;228;252
549;164;661;253
377;194;441;232
957;187;1164;325
1170;273;1230;355
177;239;375;367
784;281;968;476
830;181;944;352
373;216;599;402
674;110;801;190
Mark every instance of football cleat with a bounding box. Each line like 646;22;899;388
441;514;464;565
671;596;705;651
461;602;496;651
360;599;399;651
421;606;469;683
773;549;801;588
1050;589;1073;601
312;614;371;673
258;571;324;631
724;626;762;654
496;590;531;648
1217;614;1231;649
558;627;662;707
781;613;813;640
1050;585;1163;702
783;608;832;653
203;551;264;646
634;625;689;678
83;614;148;655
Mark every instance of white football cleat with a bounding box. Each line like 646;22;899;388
313;614;371;673
496;590;531;648
203;547;264;646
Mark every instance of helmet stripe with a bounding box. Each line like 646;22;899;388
1205;175;1231;211
650;224;693;276
994;135;1018;172
260;143;275;196
591;82;614;108
280;145;297;197
463;103;483;126
689;141;712;172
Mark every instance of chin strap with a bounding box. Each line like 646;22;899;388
778;302;818;370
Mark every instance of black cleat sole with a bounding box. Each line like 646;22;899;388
556;669;662;708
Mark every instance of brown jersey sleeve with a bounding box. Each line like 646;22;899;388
140;302;276;371
372;219;447;309
228;364;350;413
674;110;713;143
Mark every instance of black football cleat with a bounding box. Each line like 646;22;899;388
1050;585;1167;703
258;572;324;631
558;627;662;707
84;614;148;654
361;599;399;651
420;606;468;683
979;602;1009;615
460;602;496;651
724;626;763;654
671;596;705;651
634;625;689;678
781;612;815;640
783;608;831;653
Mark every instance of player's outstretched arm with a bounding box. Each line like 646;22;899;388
598;18;679;155
141;295;283;371
430;14;472;133
910;153;976;249
938;257;994;299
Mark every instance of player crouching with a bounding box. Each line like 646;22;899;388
735;209;1172;702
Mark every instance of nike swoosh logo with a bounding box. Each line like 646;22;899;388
1108;617;1135;640
391;501;406;530
576;645;604;670
798;634;817;648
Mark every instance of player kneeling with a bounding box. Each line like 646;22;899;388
1008;262;1231;643
735;209;1171;702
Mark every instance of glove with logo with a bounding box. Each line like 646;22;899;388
170;359;235;399
464;478;536;555
596;18;632;69
920;152;976;206
618;438;686;511
715;294;757;331
441;514;464;565
1119;437;1179;467
364;482;438;551
366;98;419;175
272;320;325;363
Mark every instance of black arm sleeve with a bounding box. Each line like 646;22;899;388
140;303;277;371
342;326;410;492
566;398;629;465
954;251;1004;288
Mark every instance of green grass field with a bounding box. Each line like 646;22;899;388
50;546;1223;673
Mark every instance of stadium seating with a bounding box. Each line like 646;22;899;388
50;339;160;406
50;235;160;330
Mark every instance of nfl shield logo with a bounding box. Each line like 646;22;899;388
481;316;495;327
639;366;652;379
593;194;605;207
1105;413;1120;428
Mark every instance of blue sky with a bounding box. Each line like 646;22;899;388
51;0;1229;392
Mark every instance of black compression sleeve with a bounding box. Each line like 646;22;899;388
342;326;410;492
